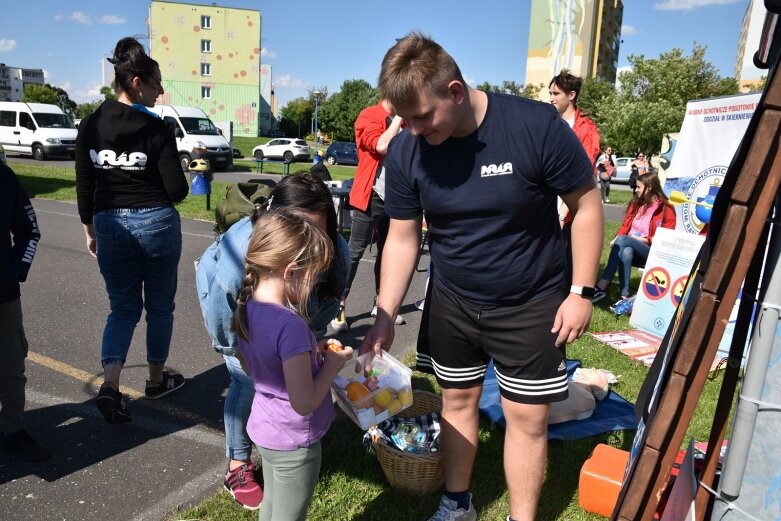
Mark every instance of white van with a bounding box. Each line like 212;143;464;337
148;105;233;170
0;102;77;160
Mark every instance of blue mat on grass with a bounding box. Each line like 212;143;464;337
478;359;637;440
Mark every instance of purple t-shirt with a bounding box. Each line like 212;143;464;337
238;300;334;450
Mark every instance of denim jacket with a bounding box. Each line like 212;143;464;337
195;217;349;356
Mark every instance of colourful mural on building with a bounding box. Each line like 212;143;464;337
526;0;595;88
525;1;623;95
148;1;264;136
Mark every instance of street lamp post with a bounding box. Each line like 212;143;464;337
313;90;321;157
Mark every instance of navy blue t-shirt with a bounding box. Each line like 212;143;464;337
384;92;595;305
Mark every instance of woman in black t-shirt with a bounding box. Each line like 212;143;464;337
75;37;188;424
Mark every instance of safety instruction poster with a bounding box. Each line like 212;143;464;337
630;228;705;337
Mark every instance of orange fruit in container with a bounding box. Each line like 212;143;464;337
346;381;370;402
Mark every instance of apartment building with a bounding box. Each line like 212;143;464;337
148;0;270;136
525;0;624;96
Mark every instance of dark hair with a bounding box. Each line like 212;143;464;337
108;37;159;95
631;171;668;211
378;32;466;107
549;69;583;104
252;172;341;298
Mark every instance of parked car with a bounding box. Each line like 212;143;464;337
613;156;634;183
232;147;242;158
252;138;310;162
324;141;358;166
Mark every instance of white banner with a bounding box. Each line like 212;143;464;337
663;93;761;234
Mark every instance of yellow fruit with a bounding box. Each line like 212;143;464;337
346;381;370;402
374;389;393;408
387;399;403;415
397;388;413;407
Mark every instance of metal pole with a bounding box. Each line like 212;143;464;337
716;191;781;501
314;95;319;156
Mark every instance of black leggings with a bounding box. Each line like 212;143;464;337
341;192;389;300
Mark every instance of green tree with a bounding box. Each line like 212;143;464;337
578;78;615;123
595;45;739;155
22;83;77;116
476;80;544;99
100;85;117;101
279;97;312;138
317;79;378;141
76;100;101;119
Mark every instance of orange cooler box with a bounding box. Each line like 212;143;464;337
578;444;630;517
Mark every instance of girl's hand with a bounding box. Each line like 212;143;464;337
322;344;354;370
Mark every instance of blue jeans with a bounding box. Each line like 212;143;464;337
221;297;339;460
94;207;182;367
600;234;650;297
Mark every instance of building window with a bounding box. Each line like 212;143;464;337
201;63;211;76
201;86;211;99
201;39;211;53
201;15;211;29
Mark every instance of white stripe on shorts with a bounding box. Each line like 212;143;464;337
417;353;488;382
495;368;569;396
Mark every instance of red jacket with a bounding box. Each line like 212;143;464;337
617;200;677;245
572;107;600;163
349;101;391;212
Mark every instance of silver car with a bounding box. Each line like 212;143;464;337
613;157;634;183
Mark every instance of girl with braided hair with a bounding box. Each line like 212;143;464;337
232;208;353;521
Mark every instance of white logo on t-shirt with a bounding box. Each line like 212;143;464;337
480;162;514;177
90;149;147;171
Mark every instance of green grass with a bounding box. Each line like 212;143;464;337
14;160;727;520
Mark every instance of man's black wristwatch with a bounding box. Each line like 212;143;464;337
570;285;596;299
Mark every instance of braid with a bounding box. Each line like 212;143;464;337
232;269;258;341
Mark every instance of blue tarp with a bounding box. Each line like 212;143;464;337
478;360;637;440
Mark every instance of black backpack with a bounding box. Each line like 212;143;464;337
213;182;273;235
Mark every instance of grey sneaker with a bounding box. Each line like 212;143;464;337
370;304;405;324
428;494;476;521
330;305;349;332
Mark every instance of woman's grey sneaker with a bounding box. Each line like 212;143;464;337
144;371;185;399
96;383;132;424
370;304;406;324
592;288;607;303
428;494;476;521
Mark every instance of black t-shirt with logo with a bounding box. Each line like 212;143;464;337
384;92;594;305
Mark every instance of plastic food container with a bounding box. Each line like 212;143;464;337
331;351;414;430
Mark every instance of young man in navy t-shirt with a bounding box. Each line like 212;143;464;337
360;33;604;521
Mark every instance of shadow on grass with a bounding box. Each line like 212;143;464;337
17;174;76;198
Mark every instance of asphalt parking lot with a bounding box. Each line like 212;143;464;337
0;197;428;521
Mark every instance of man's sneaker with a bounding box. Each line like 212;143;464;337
428;493;477;521
96;383;132;424
415;298;425;311
605;198;611;203
0;429;52;462
330;305;349;332
224;463;263;510
592;288;607;303
144;371;185;399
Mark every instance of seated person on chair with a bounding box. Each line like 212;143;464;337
592;171;675;305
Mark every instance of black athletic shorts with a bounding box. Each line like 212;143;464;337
415;282;569;404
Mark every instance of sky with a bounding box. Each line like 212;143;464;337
0;0;754;109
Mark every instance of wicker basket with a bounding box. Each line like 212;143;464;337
373;390;444;495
